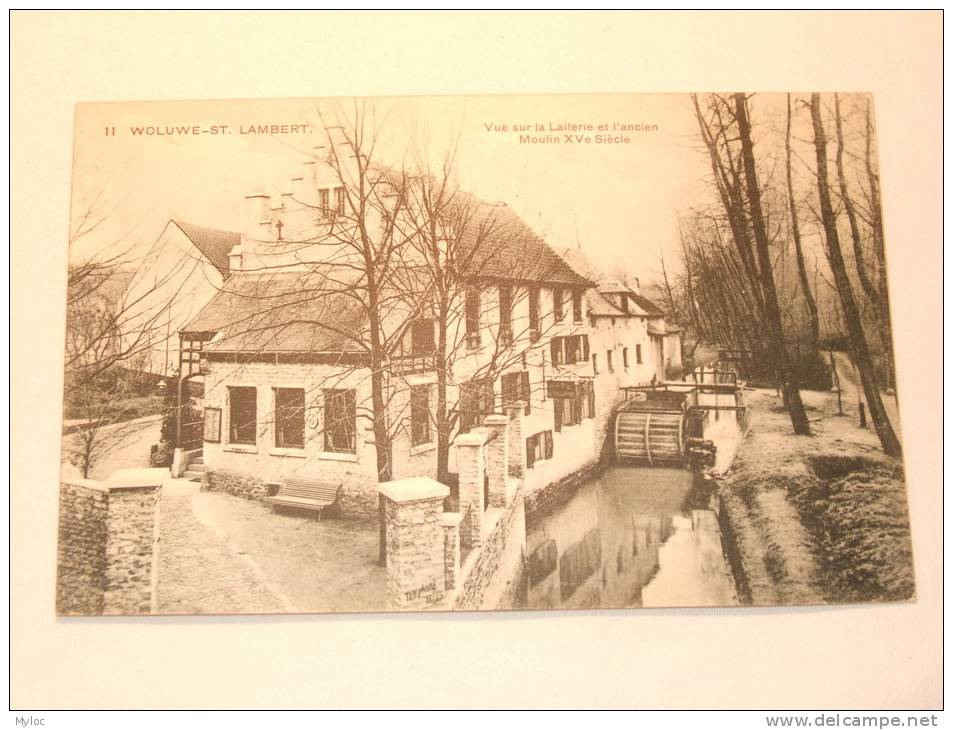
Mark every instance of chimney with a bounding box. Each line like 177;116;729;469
227;242;244;272
244;187;271;239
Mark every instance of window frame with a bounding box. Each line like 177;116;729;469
553;286;564;321
410;384;432;447
227;386;257;445
528;285;540;341
465;286;481;348
498;284;513;345
323;388;357;454
273;387;306;449
572;290;583;322
636;344;643;364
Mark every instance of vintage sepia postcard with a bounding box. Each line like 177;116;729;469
57;92;914;616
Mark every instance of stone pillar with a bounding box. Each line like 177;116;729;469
505;402;526;479
378;477;449;610
483;414;509;508
57;470;163;615
440;512;463;592
454;430;489;550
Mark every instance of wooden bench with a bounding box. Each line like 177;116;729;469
264;477;342;519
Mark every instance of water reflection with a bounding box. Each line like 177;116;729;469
524;467;737;609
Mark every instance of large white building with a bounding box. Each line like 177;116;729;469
177;157;682;517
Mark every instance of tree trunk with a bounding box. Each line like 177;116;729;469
810;94;902;458
435;296;451;484
735;93;812;436
864;99;896;392
786;94;821;351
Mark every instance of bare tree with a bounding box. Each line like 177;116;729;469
786;94;821;351
809;93;901;458
735;92;811;435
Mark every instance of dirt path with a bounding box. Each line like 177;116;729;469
155;481;386;614
156;482;290;615
830;351;901;440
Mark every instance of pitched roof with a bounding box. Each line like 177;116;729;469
183;269;366;354
585;291;627;317
171;220;241;279
457;201;592;287
557;248;606;285
629;291;665;317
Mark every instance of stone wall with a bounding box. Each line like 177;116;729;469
204;468;269;501
524;455;611;529
57;475;162;615
56;480;109;615
379;478;449;610
453;488;526;611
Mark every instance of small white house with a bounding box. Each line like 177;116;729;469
121;219;238;376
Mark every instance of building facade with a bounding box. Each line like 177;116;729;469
179;158;681;517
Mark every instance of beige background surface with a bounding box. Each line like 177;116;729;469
10;11;942;709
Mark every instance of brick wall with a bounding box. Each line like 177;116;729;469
56;477;161;615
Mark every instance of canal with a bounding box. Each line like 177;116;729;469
521;467;738;609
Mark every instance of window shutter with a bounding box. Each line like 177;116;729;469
520;371;531;415
526;436;535;469
550;338;560;365
554;397;562;432
582;335;590;360
588;381;596;417
544;430;553;459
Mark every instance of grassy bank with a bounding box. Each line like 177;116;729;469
718;387;914;606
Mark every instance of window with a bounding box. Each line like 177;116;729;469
528;286;540;341
525;430;554;469
203;407;221;443
623;347;629;368
551;335;588;365
319;188;330;215
228;386;257;444
323;389;356;453
572;290;583;322
607;350;614;373
411;385;431;446
636;344;643;364
465;287;480;348
502;371;532;415
499;284;513;345
551;381;593;433
565;336;579;364
410;318;435;357
458;378;494;434
592;353;599;374
274;388;305;448
553;287;564;321
334;186;345;215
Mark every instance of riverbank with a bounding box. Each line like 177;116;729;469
718;387;914;606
